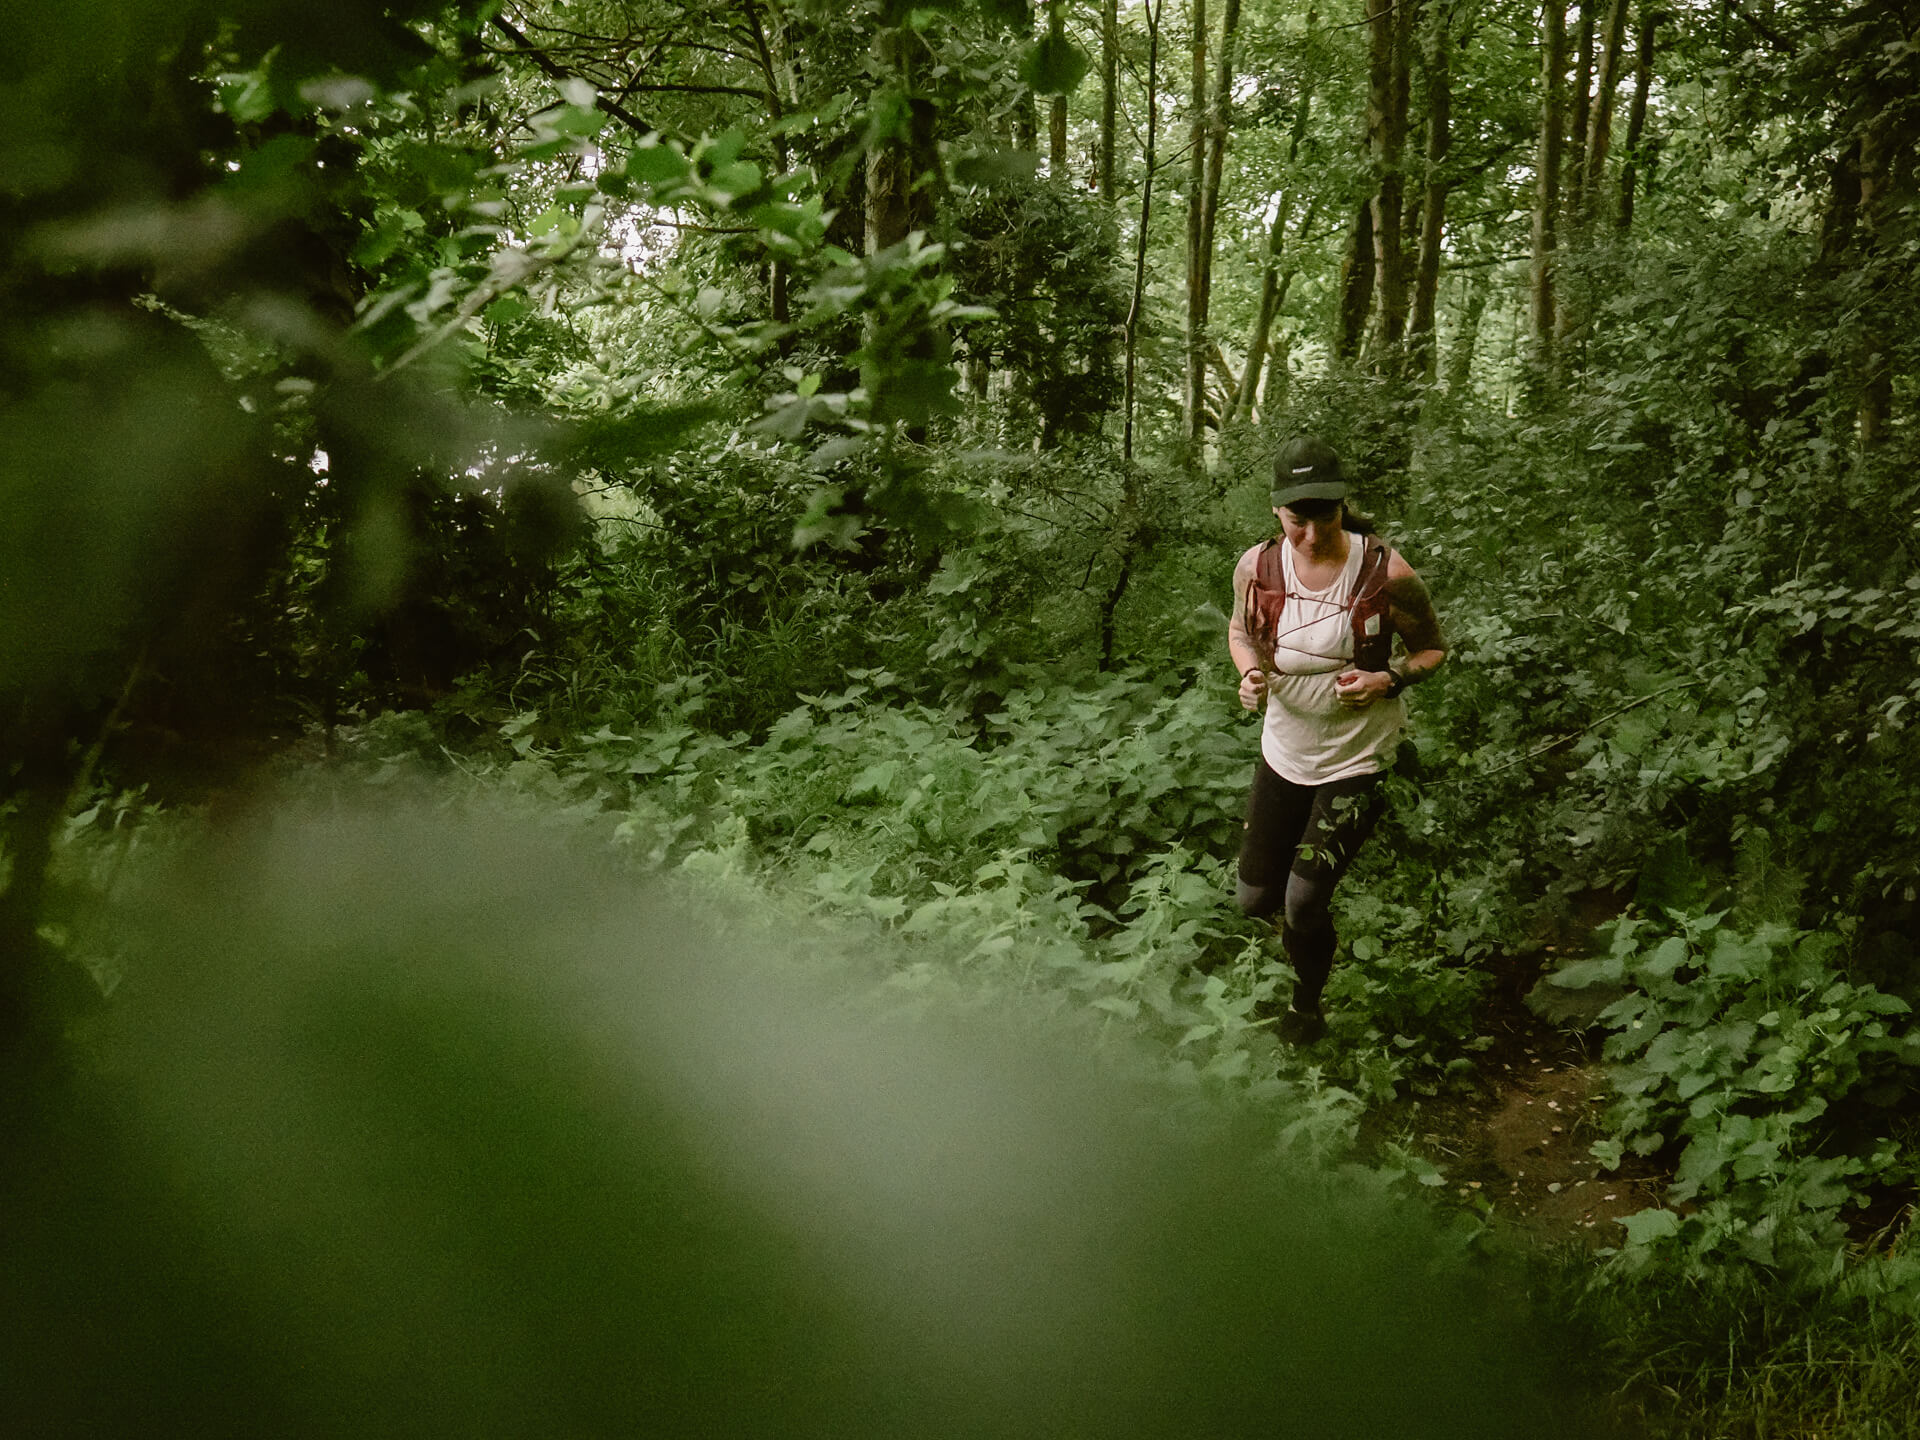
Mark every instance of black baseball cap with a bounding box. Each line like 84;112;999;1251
1271;435;1348;508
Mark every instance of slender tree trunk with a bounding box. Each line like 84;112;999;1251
1551;0;1626;356
1261;326;1292;414
1528;0;1568;392
1564;1;1595;229
1444;262;1490;393
1235;196;1317;422
1014;37;1039;155
1100;0;1118;200
1198;0;1243;330
1183;0;1210;443
1366;0;1415;364
1232;29;1315;421
866;22;912;253
1820;138;1862;267
742;0;795;327
1615;3;1658;233
1235;206;1289;426
1578;0;1630;227
865;151;911;253
1124;0;1164;461
1110;0;1164;670
1047;0;1068;176
1858;110;1895;447
1407;0;1454;378
1337;197;1375;362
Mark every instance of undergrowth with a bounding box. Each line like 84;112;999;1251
295;643;1920;1440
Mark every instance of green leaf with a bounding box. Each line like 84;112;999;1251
845;760;900;801
217;67;279;124
1638;935;1689;980
550;104;606;137
352;211;419;268
698;128;747;170
483;295;530;327
1619;1208;1682;1246
766;93;854;136
709;161;763;198
627;143;690;185
1546;955;1625;989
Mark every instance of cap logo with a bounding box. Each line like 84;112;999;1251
1292;466;1313;474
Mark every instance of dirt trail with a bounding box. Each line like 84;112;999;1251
1413;949;1666;1244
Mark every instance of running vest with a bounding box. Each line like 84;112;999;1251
1244;533;1394;672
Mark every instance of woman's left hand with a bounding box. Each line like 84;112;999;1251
1332;670;1392;709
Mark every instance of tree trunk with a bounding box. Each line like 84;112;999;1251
1858;109;1896;447
1014;59;1038;152
1100;0;1118;200
1231;32;1314;421
1564;1;1595;229
1124;0;1165;461
1528;0;1568;391
740;0;796;329
1819;138;1863;267
1198;0;1243;335
1366;0;1415;364
1235;206;1289;426
865;152;910;254
1551;0;1626;356
1577;0;1630;227
1444;263;1491;393
1262;327;1292;414
1235;196;1316;422
1407;0;1454;378
866;23;912;253
1047;0;1068;177
1337;197;1375;362
1183;0;1210;444
1615;3;1658;233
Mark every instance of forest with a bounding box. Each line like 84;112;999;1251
4;0;1919;1433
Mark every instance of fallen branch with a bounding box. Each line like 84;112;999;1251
1473;677;1710;780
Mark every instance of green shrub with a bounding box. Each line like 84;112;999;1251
1552;910;1920;1276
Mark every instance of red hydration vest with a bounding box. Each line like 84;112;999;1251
1244;535;1394;672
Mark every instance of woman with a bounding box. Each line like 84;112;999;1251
1226;436;1446;1044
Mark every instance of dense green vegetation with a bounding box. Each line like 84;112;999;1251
5;0;1920;1433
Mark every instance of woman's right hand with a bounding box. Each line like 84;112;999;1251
1238;668;1268;712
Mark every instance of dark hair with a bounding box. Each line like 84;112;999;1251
1276;499;1378;535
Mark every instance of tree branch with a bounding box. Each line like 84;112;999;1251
489;14;661;138
1721;0;1795;55
1474;678;1710;779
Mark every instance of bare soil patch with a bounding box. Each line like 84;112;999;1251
1411;947;1666;1245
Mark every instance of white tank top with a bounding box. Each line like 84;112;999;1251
1260;536;1406;785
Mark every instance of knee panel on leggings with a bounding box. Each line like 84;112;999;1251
1283;869;1337;944
1236;877;1284;921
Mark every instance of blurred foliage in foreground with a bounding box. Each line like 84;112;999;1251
6;794;1597;1439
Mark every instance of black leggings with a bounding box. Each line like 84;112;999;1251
1235;758;1385;1014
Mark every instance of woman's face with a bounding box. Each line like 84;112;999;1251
1276;502;1346;561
